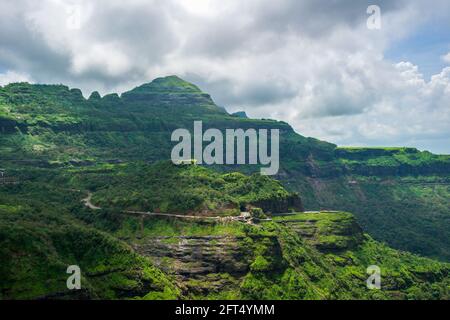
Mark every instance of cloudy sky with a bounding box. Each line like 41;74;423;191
1;0;450;153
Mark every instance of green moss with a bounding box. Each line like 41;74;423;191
250;256;271;272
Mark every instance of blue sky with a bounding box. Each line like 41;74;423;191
385;18;450;79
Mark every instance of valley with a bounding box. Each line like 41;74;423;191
0;76;449;299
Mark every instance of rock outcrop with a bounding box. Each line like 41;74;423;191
274;211;364;252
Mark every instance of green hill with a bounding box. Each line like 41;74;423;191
0;161;448;299
0;76;449;262
78;161;303;215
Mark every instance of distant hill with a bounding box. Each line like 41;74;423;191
0;76;449;261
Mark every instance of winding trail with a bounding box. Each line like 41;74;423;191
80;191;259;222
124;210;225;221
81;192;102;210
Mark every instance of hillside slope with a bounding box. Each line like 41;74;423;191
0;76;449;260
0;162;448;299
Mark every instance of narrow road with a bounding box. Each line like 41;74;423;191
80;191;258;222
81;192;101;210
123;210;257;222
124;210;223;220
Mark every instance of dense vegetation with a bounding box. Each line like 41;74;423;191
0;75;449;299
0;177;179;299
283;173;450;260
71;161;302;215
0;163;448;299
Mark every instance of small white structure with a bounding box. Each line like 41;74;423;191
0;169;5;184
175;159;198;165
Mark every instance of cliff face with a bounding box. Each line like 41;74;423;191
133;235;260;296
125;213;450;300
335;147;450;177
1;76;449;261
134;212;365;295
273;211;364;252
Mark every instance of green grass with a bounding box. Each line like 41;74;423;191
0;76;449;299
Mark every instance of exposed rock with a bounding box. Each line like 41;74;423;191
132;234;282;296
275;211;364;252
231;111;248;118
134;236;250;275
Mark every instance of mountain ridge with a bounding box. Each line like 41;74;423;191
0;76;449;261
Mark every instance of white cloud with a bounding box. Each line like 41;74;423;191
0;70;33;86
0;0;449;153
70;44;132;77
295;64;450;153
442;52;450;64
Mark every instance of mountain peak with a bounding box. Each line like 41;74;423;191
125;75;202;96
119;75;225;113
231;111;249;118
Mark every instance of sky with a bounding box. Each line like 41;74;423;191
0;0;449;154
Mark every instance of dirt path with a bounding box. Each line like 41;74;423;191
123;210;259;222
124;210;222;220
80;191;274;223
81;192;102;210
